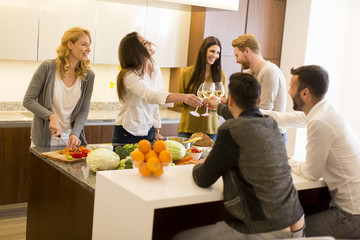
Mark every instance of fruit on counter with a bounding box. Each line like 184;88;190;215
86;148;120;172
190;132;214;147
187;147;201;153
138;139;151;153
132;139;172;177
153;140;166;154
164;140;186;161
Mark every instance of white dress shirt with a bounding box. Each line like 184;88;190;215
115;65;170;136
263;99;360;214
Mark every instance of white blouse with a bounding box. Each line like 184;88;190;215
115;65;170;136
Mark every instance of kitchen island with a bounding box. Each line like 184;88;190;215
27;146;329;240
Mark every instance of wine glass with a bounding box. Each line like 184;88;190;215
189;83;204;117
213;82;225;98
201;82;215;116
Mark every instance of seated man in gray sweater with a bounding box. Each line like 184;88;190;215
173;73;305;240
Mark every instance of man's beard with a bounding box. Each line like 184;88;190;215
241;61;250;70
292;92;305;111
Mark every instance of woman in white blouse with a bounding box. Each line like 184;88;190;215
112;32;202;144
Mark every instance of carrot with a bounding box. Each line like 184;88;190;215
175;155;194;164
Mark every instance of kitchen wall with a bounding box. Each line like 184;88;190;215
0;59;170;103
281;0;360;158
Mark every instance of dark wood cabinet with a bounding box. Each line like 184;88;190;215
246;0;286;61
170;0;287;94
0;127;31;205
84;124;114;144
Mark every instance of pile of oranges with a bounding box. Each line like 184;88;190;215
132;139;172;177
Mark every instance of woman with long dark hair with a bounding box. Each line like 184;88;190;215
112;32;202;144
177;36;226;140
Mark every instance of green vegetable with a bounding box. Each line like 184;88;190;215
66;154;73;160
115;146;130;159
125;156;133;169
122;143;138;153
165;140;186;161
86;148;120;172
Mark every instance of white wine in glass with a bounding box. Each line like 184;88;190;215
189;83;204;117
201;82;215;116
214;82;225;98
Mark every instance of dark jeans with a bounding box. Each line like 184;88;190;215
112;125;154;144
178;132;217;141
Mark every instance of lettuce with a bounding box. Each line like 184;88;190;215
86;148;120;172
165;140;186;161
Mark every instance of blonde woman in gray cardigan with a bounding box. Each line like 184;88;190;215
23;27;94;150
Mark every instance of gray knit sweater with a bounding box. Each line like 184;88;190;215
193;108;304;234
23;60;94;147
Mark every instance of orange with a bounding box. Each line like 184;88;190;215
138;163;151;177
145;150;158;160
153;140;166;154
146;157;161;172
138;139;151;153
131;150;145;163
159;150;172;166
153;167;164;177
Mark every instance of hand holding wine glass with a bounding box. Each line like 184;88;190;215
189;83;204;117
201;82;215;116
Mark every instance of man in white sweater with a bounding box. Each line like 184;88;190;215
263;65;360;239
232;33;287;144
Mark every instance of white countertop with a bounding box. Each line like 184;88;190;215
92;165;326;240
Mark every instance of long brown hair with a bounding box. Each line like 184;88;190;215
117;32;154;103
55;27;92;80
185;36;222;94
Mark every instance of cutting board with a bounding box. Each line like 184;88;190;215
41;150;86;164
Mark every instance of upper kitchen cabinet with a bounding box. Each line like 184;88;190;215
145;1;191;67
37;0;97;61
246;0;286;62
93;0;147;65
0;0;38;60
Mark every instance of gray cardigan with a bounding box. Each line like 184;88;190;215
23;60;94;147
193;108;304;234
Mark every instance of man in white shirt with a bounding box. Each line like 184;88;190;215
232;34;287;144
263;65;360;238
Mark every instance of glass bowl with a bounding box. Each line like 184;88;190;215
132;158;172;177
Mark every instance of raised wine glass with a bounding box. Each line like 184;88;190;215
201;82;215;116
213;82;225;98
189;83;204;117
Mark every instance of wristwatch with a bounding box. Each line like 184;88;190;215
154;128;160;133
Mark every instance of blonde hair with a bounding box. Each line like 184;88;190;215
232;33;261;54
55;27;92;80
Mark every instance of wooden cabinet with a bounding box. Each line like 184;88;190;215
179;0;287;87
246;0;286;62
0;127;31;205
84;124;114;144
0;0;38;60
37;0;97;61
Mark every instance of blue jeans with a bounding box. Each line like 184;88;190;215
178;132;217;141
112;125;154;144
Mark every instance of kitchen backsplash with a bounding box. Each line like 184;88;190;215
0;102;120;111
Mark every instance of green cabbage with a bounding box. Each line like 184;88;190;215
165;140;186;161
86;148;120;172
